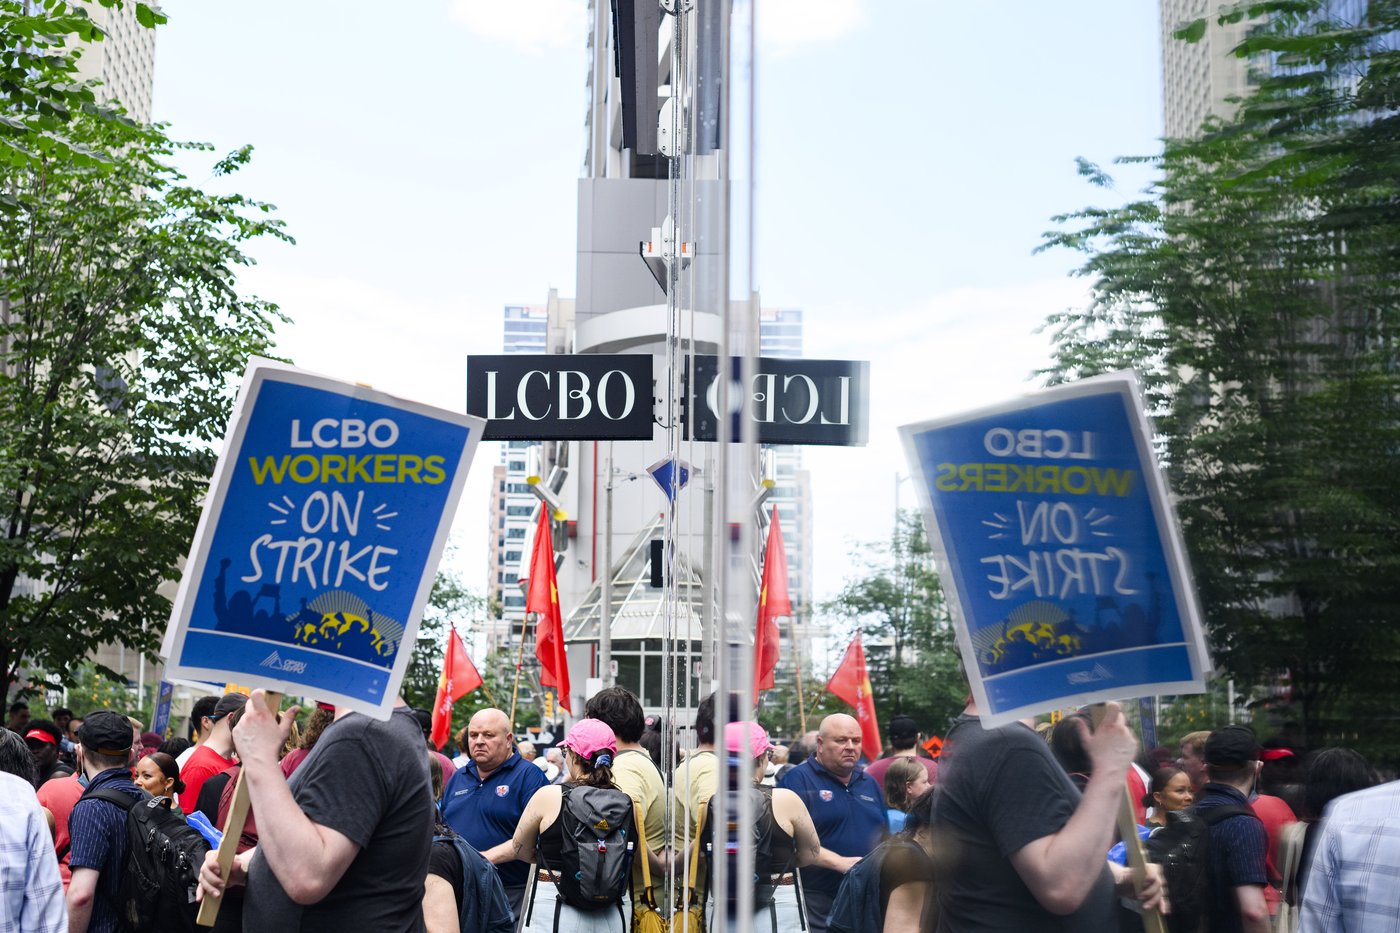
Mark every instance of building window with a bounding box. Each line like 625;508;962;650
506;527;526;540
505;551;522;562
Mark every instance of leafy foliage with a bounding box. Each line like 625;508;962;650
1041;0;1400;762
0;2;290;697
821;511;967;746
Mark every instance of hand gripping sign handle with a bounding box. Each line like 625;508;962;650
197;691;281;928
1087;702;1165;933
1118;785;1167;933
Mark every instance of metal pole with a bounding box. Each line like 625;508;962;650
700;453;715;686
600;442;614;688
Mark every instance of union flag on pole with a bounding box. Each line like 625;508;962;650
754;505;791;696
430;630;482;749
826;633;882;762
526;509;572;712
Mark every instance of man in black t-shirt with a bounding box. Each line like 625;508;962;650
932;699;1164;932
197;690;433;933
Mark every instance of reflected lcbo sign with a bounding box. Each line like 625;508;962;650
466;353;868;446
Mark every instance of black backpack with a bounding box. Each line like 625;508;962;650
827;836;925;933
537;784;636;912
1144;804;1256;933
86;789;212;933
702;784;782;914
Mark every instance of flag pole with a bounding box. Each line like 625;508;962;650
509;612;531;727
791;614;807;736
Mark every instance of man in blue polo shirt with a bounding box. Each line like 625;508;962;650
441;707;548;920
778;712;886;933
66;711;145;933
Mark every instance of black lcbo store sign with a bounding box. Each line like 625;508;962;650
466;354;868;446
684;356;869;446
466;354;655;440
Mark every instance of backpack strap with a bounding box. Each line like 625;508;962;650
688;795;709;893
84;787;139;812
633;800;655;909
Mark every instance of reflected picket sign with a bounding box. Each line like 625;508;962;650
898;371;1211;728
161;358;484;720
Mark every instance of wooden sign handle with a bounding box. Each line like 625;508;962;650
1119;785;1167;933
196;690;282;928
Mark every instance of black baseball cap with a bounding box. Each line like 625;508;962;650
210;693;248;724
889;715;920;741
78;710;134;756
1205;725;1261;768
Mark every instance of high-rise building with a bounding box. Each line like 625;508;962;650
484;298;573;654
1161;0;1258;139
72;1;157;124
758;308;813;616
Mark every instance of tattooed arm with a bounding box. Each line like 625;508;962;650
483;785;559;865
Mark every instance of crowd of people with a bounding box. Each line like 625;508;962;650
2;688;1397;933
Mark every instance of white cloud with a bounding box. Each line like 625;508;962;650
756;0;867;56
448;0;588;55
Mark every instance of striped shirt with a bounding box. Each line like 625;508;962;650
68;768;143;933
0;771;67;933
1301;780;1400;932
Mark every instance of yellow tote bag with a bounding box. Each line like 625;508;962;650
669;796;708;933
632;801;669;933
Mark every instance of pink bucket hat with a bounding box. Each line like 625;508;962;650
557;718;617;763
725;721;776;761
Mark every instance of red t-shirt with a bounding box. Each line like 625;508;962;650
36;773;84;888
180;744;235;813
1251;793;1297;913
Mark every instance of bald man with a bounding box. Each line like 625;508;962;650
778;713;887;933
440;709;548;919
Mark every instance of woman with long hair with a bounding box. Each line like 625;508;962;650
883;756;932;833
484;718;639;932
879;788;939;933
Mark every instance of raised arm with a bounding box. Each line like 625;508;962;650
1008;702;1137;916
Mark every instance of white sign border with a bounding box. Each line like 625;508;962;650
897;370;1212;729
160;357;485;721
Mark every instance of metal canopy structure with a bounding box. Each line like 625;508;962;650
563;513;751;645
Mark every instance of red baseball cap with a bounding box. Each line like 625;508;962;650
24;726;59;746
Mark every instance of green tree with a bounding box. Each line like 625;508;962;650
1041;1;1400;762
822;511;966;744
400;558;490;714
1;2;290;696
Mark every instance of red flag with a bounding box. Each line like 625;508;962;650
754;506;791;696
826;634;882;763
430;630;482;750
526;510;572;712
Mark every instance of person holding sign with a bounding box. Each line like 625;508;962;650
932;699;1165;930
195;688;433;932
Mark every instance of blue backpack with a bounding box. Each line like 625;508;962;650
826;837;924;933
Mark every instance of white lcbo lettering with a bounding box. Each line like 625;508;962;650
289;419;399;449
557;370;591;420
517;371;550;420
596;370;636;420
780;374;819;424
484;371;515;420
984;428;1096;459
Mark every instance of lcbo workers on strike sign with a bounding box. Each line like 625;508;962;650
162;360;484;719
899;372;1210;727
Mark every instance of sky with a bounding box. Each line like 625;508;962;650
152;1;1165;672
